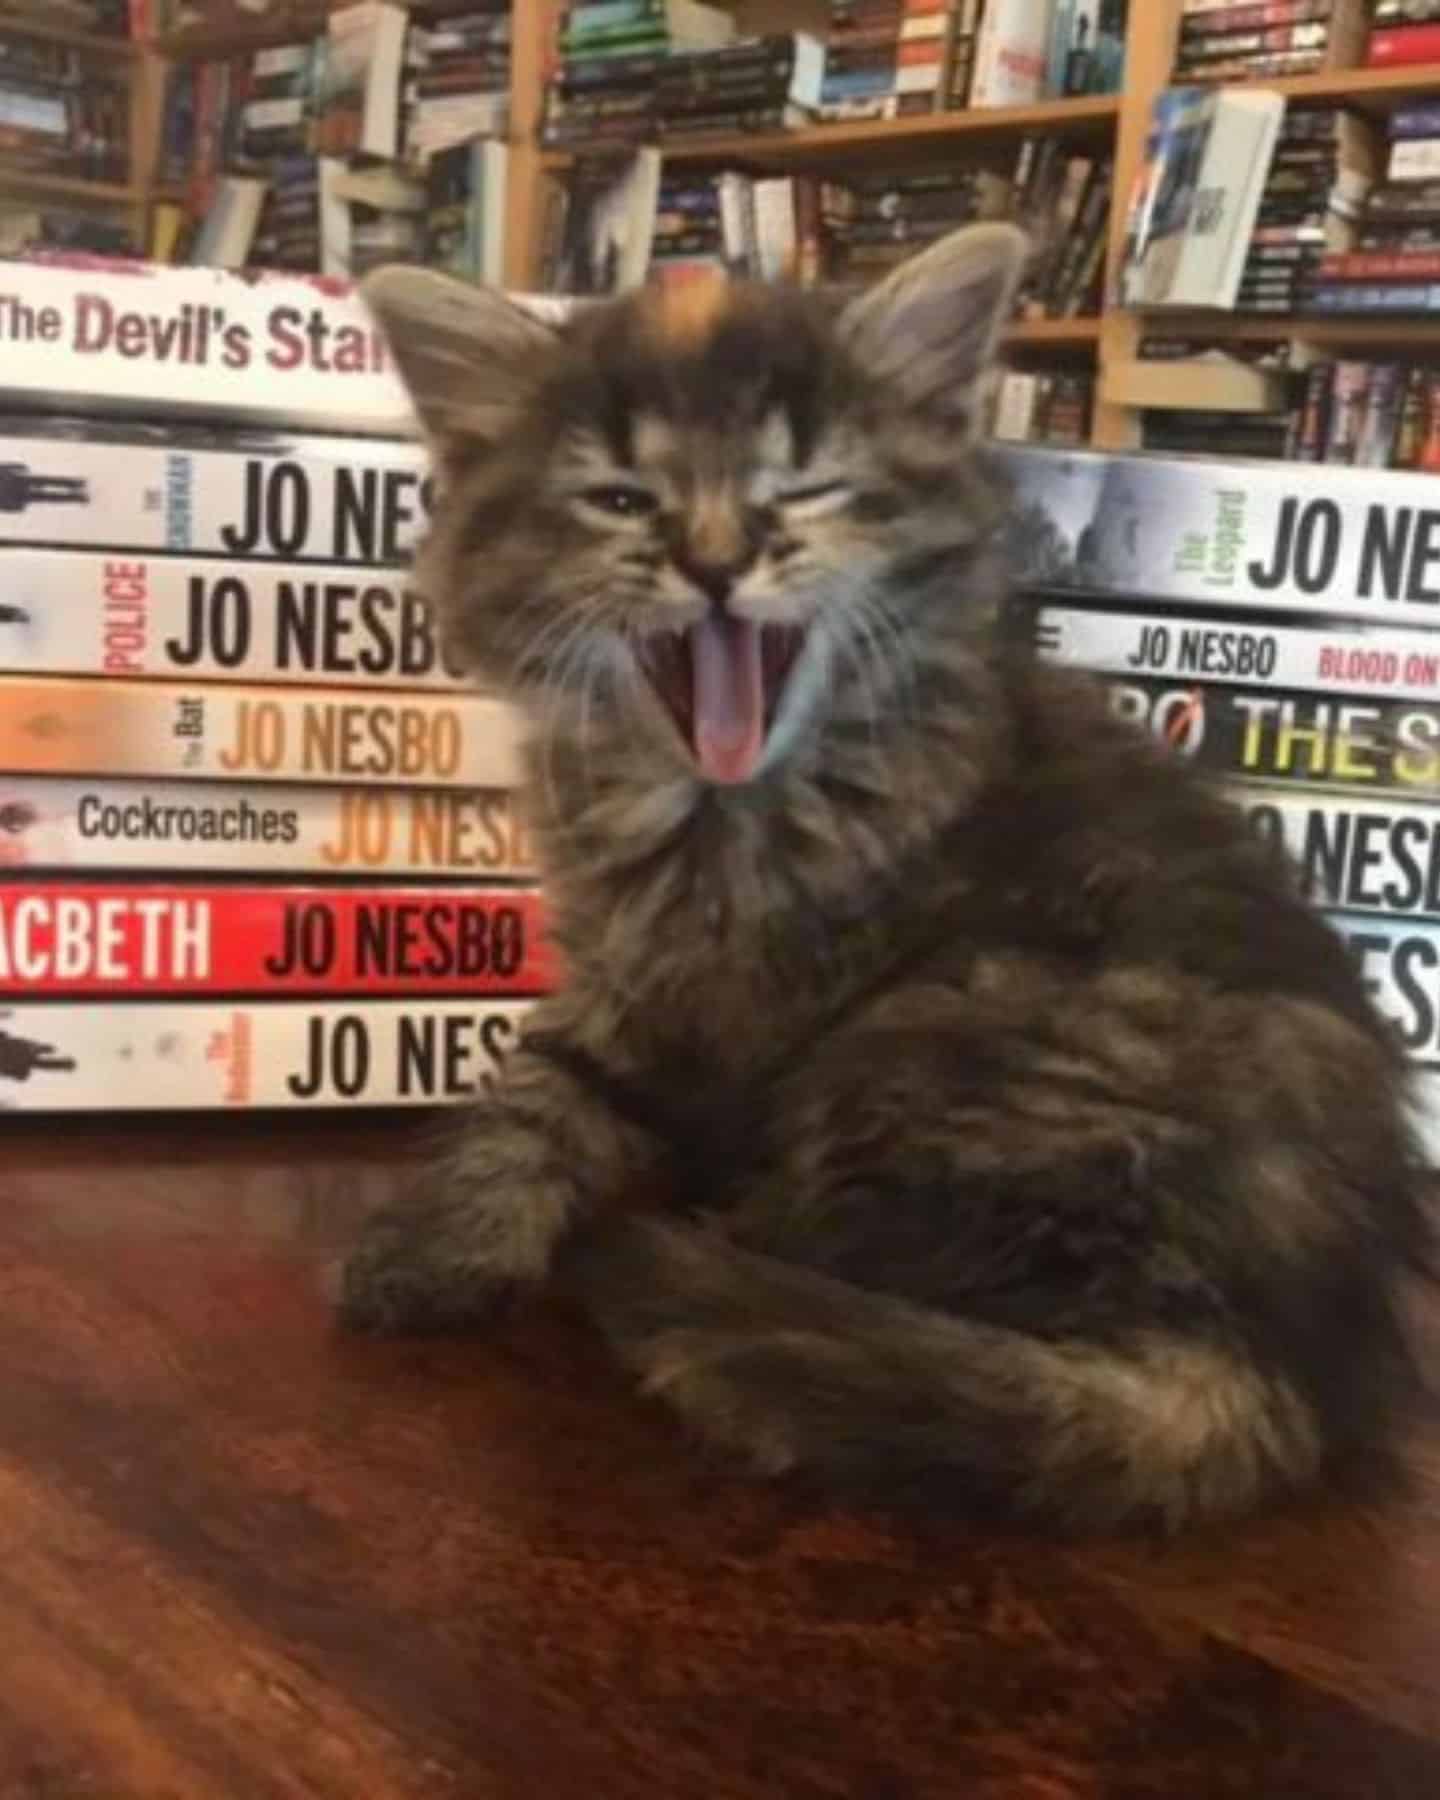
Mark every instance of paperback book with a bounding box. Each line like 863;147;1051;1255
995;442;1440;624
0;997;535;1110
0;417;431;564
0;779;535;878
0;678;521;789
0;883;552;997
0;549;467;689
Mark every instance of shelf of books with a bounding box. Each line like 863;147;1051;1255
0;258;549;1111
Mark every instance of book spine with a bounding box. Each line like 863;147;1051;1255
1095;675;1440;799
0;778;535;877
1327;912;1440;1069
1236;786;1440;918
0;549;465;689
1317;251;1440;280
993;440;1440;619
0;678;519;789
0;257;420;435
1390;104;1440;138
1032;603;1440;705
0;429;431;563
0;883;553;998
1367;24;1440;64
1176;22;1327;59
0;997;534;1110
1308;282;1440;311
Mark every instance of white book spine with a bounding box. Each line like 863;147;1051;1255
970;0;1053;107
1234;786;1440;919
0;426;431;562
0;998;533;1109
996;442;1440;621
0;259;569;432
1035;605;1440;704
0;549;467;689
0;778;536;878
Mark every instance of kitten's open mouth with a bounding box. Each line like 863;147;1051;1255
640;617;806;784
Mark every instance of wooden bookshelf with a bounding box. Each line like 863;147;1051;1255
86;0;1440;448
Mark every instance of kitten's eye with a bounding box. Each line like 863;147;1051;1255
582;484;658;518
776;480;852;513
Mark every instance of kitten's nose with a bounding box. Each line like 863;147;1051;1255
676;553;743;607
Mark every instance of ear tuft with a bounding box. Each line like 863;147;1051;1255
360;265;560;458
837;223;1029;427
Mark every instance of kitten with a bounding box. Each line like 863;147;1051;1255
341;225;1432;1533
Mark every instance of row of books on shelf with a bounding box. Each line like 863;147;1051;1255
542;0;1126;147
543;138;1110;313
1128;341;1440;465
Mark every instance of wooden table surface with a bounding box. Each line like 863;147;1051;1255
4;1118;1440;1799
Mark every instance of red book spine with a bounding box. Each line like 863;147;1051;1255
1367;24;1440;66
1317;251;1440;280
0;884;555;997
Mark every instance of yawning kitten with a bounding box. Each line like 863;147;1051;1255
341;226;1431;1532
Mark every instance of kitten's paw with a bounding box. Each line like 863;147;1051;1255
332;1178;567;1336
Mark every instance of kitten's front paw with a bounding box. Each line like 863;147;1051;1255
333;1175;572;1336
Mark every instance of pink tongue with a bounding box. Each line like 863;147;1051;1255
691;613;764;783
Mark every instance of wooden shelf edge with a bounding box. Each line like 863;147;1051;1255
1267;60;1440;108
1144;312;1440;346
3;170;142;204
1004;317;1102;346
542;95;1120;170
0;17;135;54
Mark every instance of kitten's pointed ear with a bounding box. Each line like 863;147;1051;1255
838;223;1028;426
361;265;560;459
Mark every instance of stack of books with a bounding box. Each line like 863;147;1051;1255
816;0;960;122
997;438;1440;1160
544;25;825;147
1305;108;1440;316
406;3;511;163
0;256;552;1113
1366;0;1440;68
827;164;1014;282
1233;105;1377;315
1170;0;1366;82
540;0;738;147
154;1;504;276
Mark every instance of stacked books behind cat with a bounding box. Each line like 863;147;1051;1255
0;255;551;1113
997;440;1440;1157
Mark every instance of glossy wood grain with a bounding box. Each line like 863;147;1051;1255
3;1117;1439;1798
